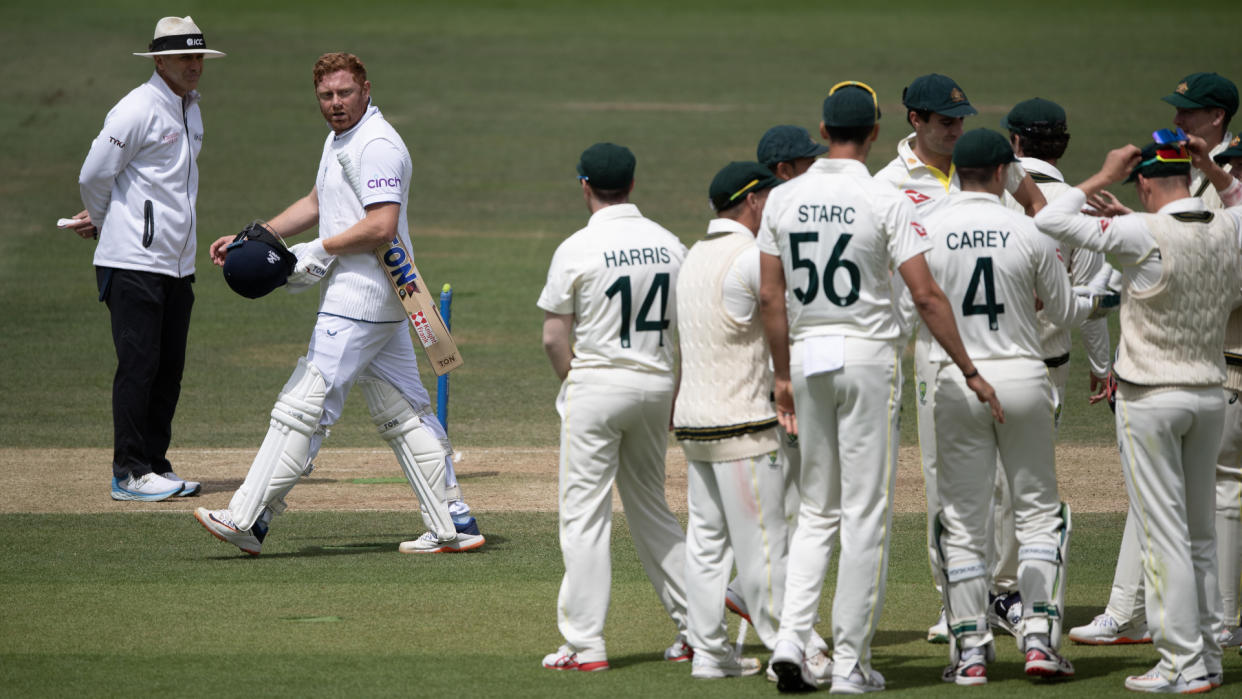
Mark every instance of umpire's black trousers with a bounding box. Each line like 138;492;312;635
97;267;195;481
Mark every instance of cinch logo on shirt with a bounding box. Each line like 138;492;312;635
367;177;401;189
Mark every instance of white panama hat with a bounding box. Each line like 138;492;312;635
133;16;226;58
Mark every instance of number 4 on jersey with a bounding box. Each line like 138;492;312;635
605;273;670;347
963;256;1004;330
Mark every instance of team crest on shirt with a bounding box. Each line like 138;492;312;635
912;221;928;238
904;189;931;205
950;87;966;103
1176;82;1189;95
918;380;927;405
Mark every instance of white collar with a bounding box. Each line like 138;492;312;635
705;217;755;238
1018;157;1064;182
1157;197;1207;214
333;102;381;141
588;202;641;225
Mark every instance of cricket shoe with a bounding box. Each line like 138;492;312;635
1207;672;1223;689
111;473;183;502
1218;626;1242;648
989;591;1023;638
770;639;818;693
927;607;949;644
1023;635;1074;679
194;507;266;556
398;531;485;554
664;635;694;662
766;647;832;686
830;662;885;694
944;644;991;686
691;648;761;679
1067;613;1151;645
725;585;752;623
159;471;201;497
541;645;609;672
1123;666;1211;693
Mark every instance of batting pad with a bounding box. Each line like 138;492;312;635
228;358;326;530
358;377;455;541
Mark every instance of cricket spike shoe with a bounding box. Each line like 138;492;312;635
541;645;609;672
1124;666;1211;694
398;531;485;554
1023;635;1074;679
194;507;267;555
1067;613;1151;645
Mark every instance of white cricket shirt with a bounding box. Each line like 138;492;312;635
756;158;931;342
537;203;687;376
923;191;1088;362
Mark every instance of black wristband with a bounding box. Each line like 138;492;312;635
963;368;979;379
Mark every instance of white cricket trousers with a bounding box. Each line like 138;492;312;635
934;359;1061;646
554;369;687;661
1105;389;1242;631
1115;383;1224;680
303;314;453;464
778;337;900;678
685;453;788;657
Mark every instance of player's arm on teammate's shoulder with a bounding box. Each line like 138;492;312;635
542;312;574;382
898;253;1004;423
758;251;796;435
209;186;322;266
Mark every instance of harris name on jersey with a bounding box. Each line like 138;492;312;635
603;246;674;268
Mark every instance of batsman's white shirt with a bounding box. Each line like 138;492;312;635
80;72;202;278
315;104;412;323
757;158;931;342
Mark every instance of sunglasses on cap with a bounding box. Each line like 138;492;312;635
828;80;881;120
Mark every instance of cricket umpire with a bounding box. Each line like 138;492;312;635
68;16;224;502
1036;140;1242;693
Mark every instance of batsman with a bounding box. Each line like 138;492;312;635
195;52;482;555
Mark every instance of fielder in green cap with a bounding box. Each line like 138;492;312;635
673;159;794;678
922;124;1097;687
878;76;1047;649
1036;137;1242;693
757;125;829;181
1000;96;1114;505
1162;72;1238;206
537;142;692;674
759;77;1000;695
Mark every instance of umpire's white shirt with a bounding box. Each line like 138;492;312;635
315;104;412;323
79;71;203;278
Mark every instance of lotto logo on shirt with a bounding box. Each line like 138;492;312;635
367;176;401;189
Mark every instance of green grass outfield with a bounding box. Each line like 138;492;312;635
5;511;1238;697
3;1;1242;697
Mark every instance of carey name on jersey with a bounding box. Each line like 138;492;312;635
944;229;1011;250
603;246;673;268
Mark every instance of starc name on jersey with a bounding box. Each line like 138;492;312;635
944;229;1011;250
603;246;673;268
798;204;856;224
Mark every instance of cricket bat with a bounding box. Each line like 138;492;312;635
336;151;464;376
375;239;464;376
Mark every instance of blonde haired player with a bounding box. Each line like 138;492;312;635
538;143;690;672
759;81;1001;694
193;53;482;556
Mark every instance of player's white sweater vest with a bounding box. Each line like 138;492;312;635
673;230;779;462
1114;212;1240;388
